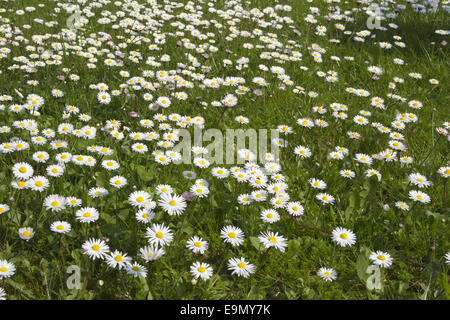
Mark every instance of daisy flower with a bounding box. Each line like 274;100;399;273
46;164;65;177
146;223;174;247
409;173;431;188
158;192;187;216
317;267;337;282
251;189;267;202
189;261;213;281
211;167;229;179
126;263;148;278
50;221;71;234
220;225;245;247
0;260;15;279
286;202;304;216
129;191;151;208
340;170;355;179
139;244;165;262
155;184;173;195
75;207;99;223
182;170;197;179
106;250;132;270
82;238;110;260
193;157;210;168
395;202;409;211
0;204;9;215
260;209;281;223
409;190;431;204
331;227;356;247
316;193;335;205
18;227;34;241
135;209;155;224
444;252;450;266
43;194;66;212
438;167;450;178
369;251;393;268
258;231;288;252
110;176;127;188
66;197;82;207
309;178;327;190
186;236;209;254
237;194;252;205
12;162;34;180
190;184;209;198
102;159;120;170
354;154;373;165
227;257;256;278
294;145;312;158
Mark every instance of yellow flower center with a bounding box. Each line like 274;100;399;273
115;255;123;262
18;181;26;187
0;267;7;272
56;225;64;230
198;266;206;273
92;244;100;251
23;231;31;236
324;272;331;277
269;236;277;243
340;233;348;240
142;213;149;219
228;232;236;238
19;166;27;173
169;200;176;206
377;255;386;261
237;262;246;269
156;232;163;239
194;242;202;247
132;266;140;271
35;181;43;187
51;200;59;207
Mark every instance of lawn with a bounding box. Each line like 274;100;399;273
0;0;448;300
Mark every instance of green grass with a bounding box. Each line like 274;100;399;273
0;0;448;300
